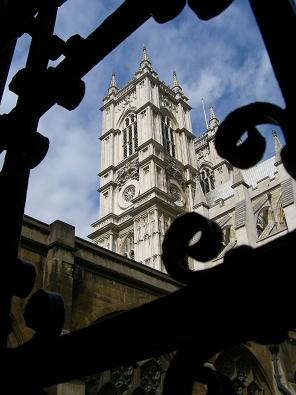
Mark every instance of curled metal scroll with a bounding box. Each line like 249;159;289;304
162;212;223;283
188;0;234;20
214;102;287;169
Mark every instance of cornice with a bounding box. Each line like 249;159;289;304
175;127;195;139
100;128;120;141
97;181;117;193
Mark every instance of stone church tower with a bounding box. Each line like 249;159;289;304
89;47;296;275
88;48;197;271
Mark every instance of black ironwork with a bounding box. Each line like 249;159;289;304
0;0;295;393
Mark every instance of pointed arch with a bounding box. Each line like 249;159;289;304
222;224;232;246
118;111;138;160
199;164;215;194
275;195;287;231
159;107;179;129
214;344;274;395
121;231;135;259
160;112;177;158
256;206;269;237
116;107;137;129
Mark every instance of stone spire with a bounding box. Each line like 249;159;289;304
272;130;282;165
135;46;158;78
208;105;219;130
172;70;179;87
142;46;149;62
139;46;152;70
209;106;217;120
172;70;183;94
108;72;118;95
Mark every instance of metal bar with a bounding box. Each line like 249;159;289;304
249;0;295;110
0;39;16;104
0;0;40;55
0;2;57;349
2;0;152;122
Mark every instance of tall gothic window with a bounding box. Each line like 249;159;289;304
122;232;134;260
200;166;215;194
256;207;269;236
123;113;138;160
222;226;231;246
161;115;175;158
277;200;287;229
215;348;264;394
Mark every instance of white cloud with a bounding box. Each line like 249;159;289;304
26;106;99;238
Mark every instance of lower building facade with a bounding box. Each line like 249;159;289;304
8;214;296;394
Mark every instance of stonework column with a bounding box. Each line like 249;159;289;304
232;169;257;246
46;380;85;395
45;220;75;330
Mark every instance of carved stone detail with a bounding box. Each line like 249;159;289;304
115;90;136;114
140;360;163;393
110;365;134;391
160;94;176;112
165;160;186;189
116;159;139;190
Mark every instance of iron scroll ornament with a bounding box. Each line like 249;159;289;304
0;0;295;394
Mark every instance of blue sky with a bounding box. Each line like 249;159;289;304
1;0;286;239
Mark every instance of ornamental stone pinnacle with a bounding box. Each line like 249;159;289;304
108;71;118;95
272;129;282;165
172;70;182;94
208;105;219;130
136;45;157;77
142;45;148;62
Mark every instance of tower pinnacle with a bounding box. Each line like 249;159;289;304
172;70;183;96
208;105;219;130
142;46;149;62
108;71;118;95
135;46;157;78
209;106;217;121
172;71;179;87
110;72;117;88
272;130;282;165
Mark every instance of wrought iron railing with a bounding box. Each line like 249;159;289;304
0;1;295;393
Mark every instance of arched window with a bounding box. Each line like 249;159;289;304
256;207;269;236
161;115;175;158
123;113;138;159
276;199;287;231
200;166;215;194
222;226;231;246
122;232;134;259
215;347;265;395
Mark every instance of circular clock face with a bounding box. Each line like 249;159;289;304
123;185;136;202
118;180;139;209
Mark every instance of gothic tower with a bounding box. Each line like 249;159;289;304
88;48;197;271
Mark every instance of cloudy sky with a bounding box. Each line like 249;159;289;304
1;0;285;239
